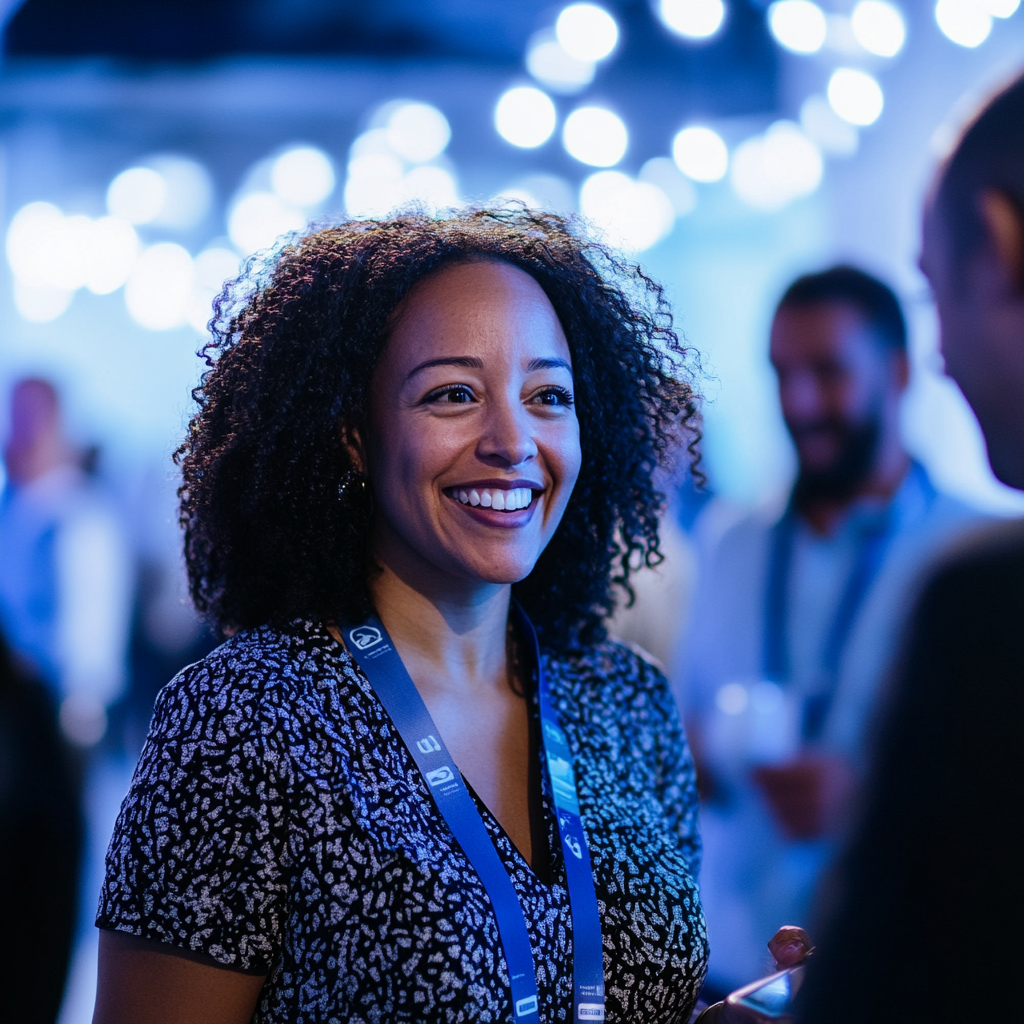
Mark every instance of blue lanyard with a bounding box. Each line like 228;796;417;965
763;466;933;740
341;605;605;1023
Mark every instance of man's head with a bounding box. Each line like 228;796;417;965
770;266;910;503
921;73;1024;490
3;377;65;485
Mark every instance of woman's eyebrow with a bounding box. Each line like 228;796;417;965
405;356;483;381
527;357;573;375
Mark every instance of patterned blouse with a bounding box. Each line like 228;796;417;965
98;619;708;1023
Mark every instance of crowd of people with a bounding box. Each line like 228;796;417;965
1;68;1022;1024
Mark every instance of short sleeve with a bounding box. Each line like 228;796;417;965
96;654;290;973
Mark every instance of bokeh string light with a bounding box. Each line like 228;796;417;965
495;87;558;148
767;0;827;54
657;0;728;40
7;0;1022;330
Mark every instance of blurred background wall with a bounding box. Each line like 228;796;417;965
2;0;1023;514
0;1;1022;1020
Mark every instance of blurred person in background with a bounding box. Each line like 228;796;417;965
798;71;1024;1023
680;266;986;996
0;627;83;1023
0;377;132;748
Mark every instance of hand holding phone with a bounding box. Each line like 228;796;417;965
723;963;806;1023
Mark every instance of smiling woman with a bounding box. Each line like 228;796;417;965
93;208;708;1024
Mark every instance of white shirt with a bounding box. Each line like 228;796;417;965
0;464;131;709
679;465;987;988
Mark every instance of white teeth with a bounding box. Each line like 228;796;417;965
452;486;536;510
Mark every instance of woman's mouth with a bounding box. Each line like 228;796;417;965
446;486;536;512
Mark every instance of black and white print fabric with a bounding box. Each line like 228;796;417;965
98;620;708;1023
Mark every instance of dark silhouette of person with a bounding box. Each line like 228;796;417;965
797;71;1024;1024
0;630;84;1023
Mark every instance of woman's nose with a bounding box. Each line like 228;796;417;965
476;399;537;467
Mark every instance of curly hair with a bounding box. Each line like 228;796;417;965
176;207;700;652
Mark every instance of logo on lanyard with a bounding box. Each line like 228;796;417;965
417;735;442;754
578;1003;605;1019
425;766;455;786
349;625;383;650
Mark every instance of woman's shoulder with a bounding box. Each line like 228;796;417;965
548;634;667;686
149;619;342;741
545;635;677;726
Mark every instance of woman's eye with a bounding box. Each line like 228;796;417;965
425;385;475;404
532;386;574;407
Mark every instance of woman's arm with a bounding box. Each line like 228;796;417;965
94;931;265;1024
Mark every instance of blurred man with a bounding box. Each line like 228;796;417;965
0;378;132;746
798;72;1024;1023
681;267;985;994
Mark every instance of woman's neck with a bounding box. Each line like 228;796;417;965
368;555;513;696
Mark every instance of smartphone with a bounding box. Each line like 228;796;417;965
724;963;805;1022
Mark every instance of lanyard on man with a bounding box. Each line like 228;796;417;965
763;463;934;740
342;603;605;1022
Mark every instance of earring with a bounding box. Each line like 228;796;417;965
338;470;366;499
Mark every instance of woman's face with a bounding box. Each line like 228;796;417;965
365;260;582;588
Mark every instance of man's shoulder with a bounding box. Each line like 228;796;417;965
925;516;1024;588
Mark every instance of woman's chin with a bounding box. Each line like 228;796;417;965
451;553;540;587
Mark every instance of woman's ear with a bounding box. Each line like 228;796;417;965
978;189;1024;294
341;425;367;475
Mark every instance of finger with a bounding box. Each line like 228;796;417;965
768;925;813;966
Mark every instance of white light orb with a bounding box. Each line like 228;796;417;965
13;280;73;323
228;192;305;255
767;0;828;53
563;106;628;166
762;121;823;197
6;201;67;287
347;152;405;185
106;167;167;225
188;247;241;333
193;247;240;293
495;87;558;148
800;94;859;156
851;1;906;56
146;156;213;230
385;102;451;163
349;128;395;160
271;147;336;207
344;177;407;220
555;4;619;62
716;682;749;715
657;0;727;40
40;213;92;292
525;30;595;93
125;242;194;331
672;125;729;182
730;122;823;211
579;170;675;251
827;68;884;126
639;156;698;216
981;0;1019;17
85;216;139;295
934;0;992;46
403;165;460;212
